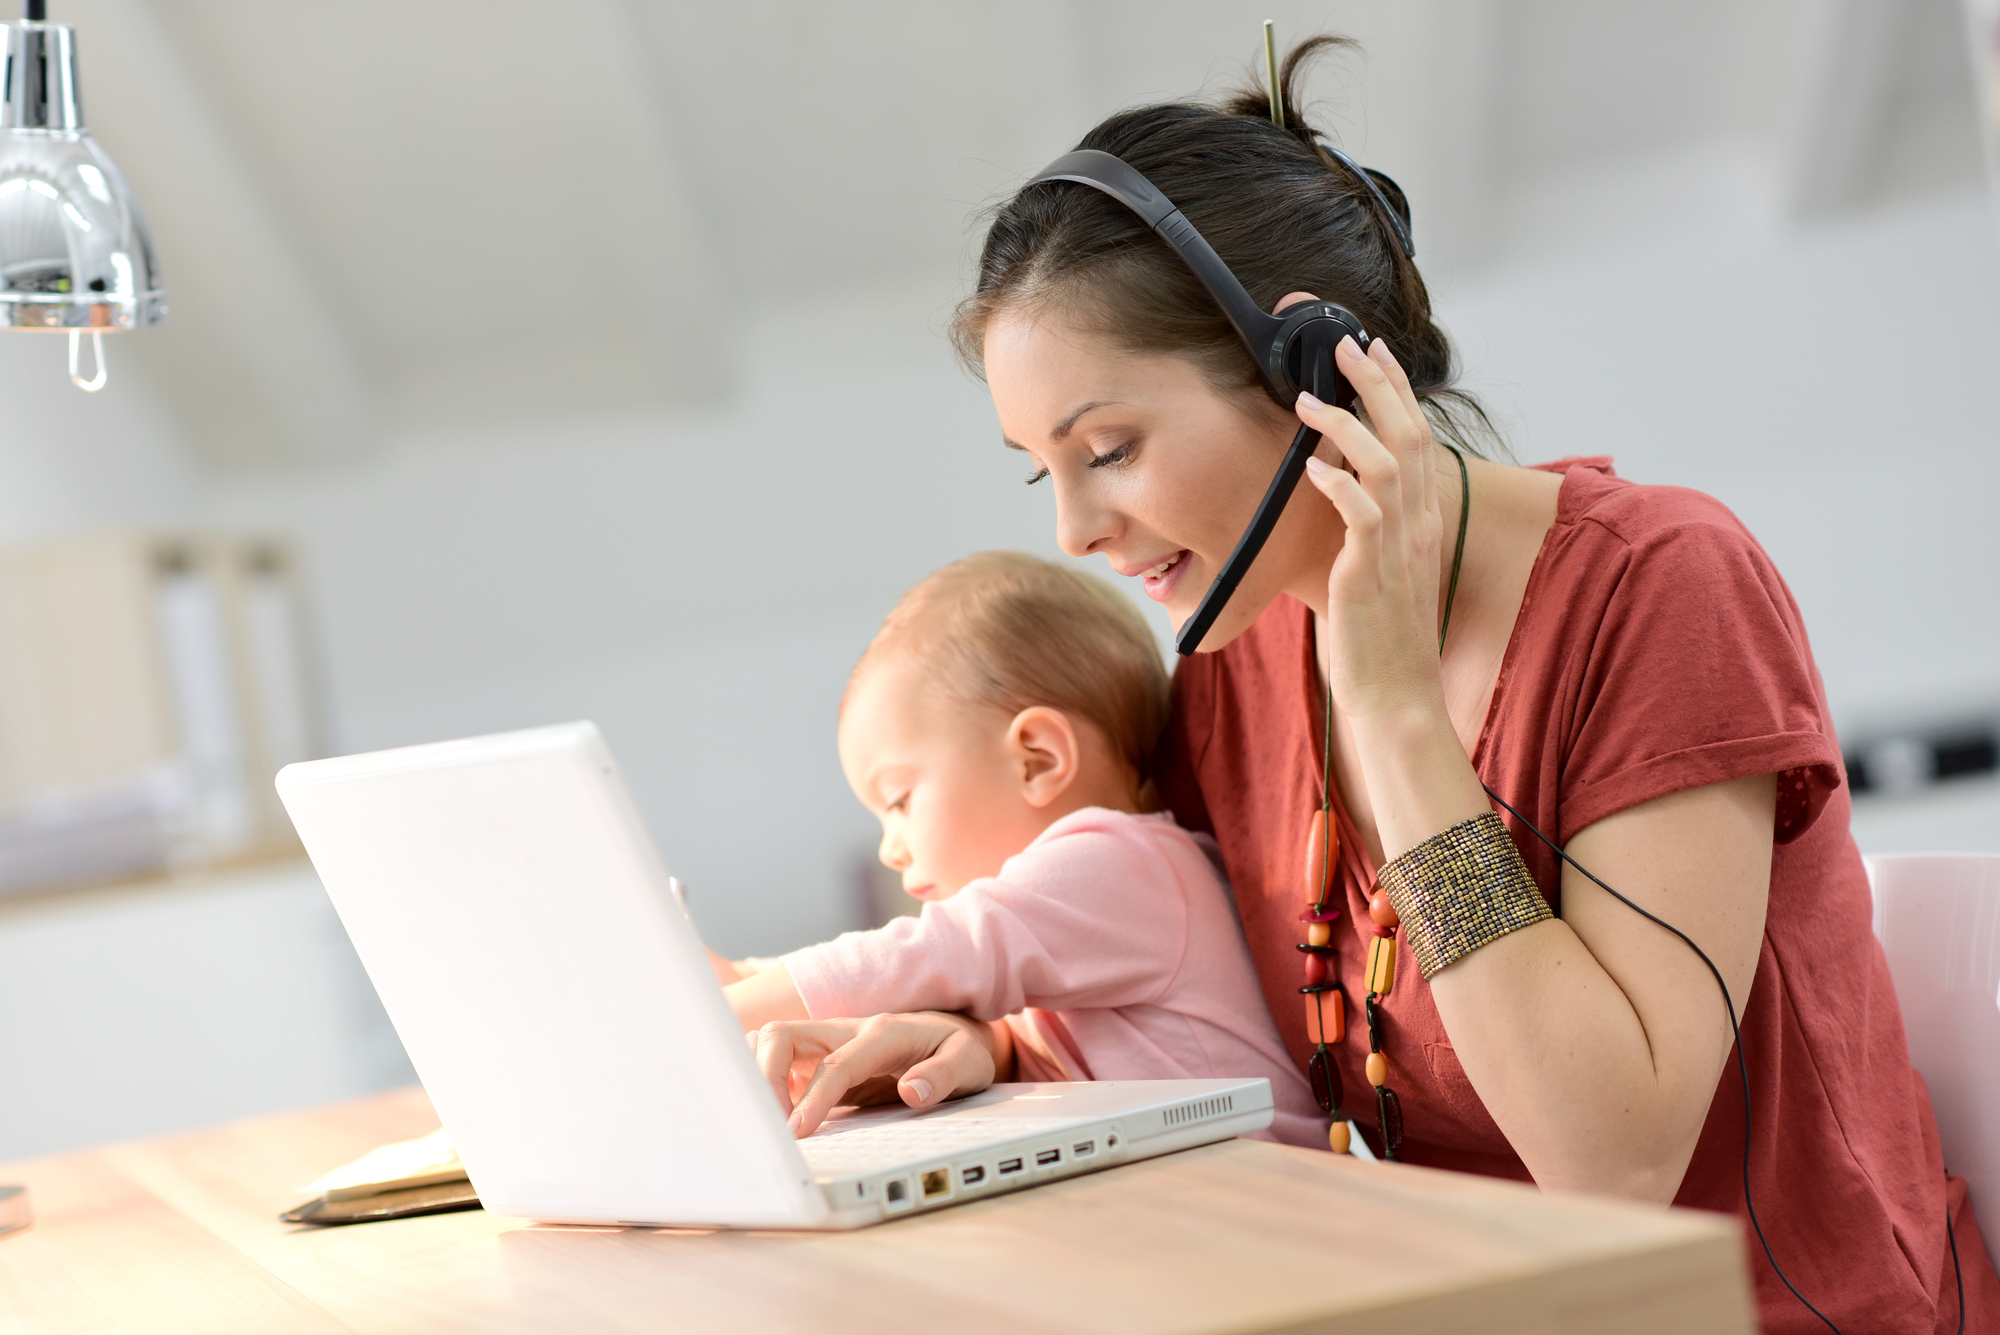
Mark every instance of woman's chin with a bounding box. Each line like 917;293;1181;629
1170;588;1272;655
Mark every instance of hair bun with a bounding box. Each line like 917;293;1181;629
1222;33;1357;146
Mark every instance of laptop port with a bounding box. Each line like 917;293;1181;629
884;1177;910;1209
1073;1140;1096;1157
1036;1148;1062;1167
997;1157;1024;1176
961;1165;986;1186
921;1169;951;1200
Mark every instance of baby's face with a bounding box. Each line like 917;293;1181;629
838;660;1055;901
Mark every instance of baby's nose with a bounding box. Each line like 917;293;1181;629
878;833;910;871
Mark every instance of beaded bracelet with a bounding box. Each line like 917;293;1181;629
1376;812;1554;980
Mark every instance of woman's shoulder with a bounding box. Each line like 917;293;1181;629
1526;456;1805;635
1522;455;1816;671
1536;456;1761;556
1509;458;1839;840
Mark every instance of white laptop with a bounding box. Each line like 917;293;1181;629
275;722;1272;1230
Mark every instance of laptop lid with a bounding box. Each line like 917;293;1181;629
276;721;829;1228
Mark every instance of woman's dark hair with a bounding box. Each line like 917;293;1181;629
952;35;1498;457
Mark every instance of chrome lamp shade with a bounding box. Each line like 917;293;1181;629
0;18;163;334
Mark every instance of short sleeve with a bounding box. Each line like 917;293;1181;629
1556;515;1843;843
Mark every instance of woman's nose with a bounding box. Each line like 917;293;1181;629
1053;477;1118;558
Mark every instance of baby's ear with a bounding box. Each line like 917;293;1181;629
1007;706;1081;808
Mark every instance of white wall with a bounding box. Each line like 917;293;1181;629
0;334;200;541
1440;154;2000;727
0;861;410;1160
198;293;1070;957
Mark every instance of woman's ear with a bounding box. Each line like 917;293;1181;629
1005;706;1081;809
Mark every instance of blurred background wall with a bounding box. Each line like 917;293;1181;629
3;0;1997;1160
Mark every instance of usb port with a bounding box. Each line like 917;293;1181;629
997;1157;1024;1176
1073;1140;1096;1157
1036;1148;1062;1167
961;1165;986;1186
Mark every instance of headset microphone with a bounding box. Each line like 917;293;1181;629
1027;148;1374;655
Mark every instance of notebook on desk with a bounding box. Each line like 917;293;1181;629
275;722;1272;1230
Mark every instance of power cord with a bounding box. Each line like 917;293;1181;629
1479;783;1967;1335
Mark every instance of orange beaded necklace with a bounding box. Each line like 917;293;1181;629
1302;444;1468;1158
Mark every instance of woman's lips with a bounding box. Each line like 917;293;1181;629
1141;550;1192;604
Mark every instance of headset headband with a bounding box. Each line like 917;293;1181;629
1319;144;1415;260
1029;150;1297;403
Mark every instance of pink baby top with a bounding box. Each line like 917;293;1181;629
780;806;1322;1146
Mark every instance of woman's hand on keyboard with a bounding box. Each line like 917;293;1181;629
750;1012;1012;1136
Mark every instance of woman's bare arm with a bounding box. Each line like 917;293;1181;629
1418;773;1772;1200
1301;337;1772;1201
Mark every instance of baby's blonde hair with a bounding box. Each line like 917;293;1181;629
850;552;1171;778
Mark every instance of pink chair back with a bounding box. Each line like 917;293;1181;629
1866;853;2000;1271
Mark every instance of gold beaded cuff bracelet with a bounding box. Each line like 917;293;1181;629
1377;812;1554;980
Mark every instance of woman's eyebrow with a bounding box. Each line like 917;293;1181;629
1002;400;1122;451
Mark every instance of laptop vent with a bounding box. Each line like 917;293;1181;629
1161;1094;1234;1127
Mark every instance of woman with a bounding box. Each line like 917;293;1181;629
752;38;2000;1333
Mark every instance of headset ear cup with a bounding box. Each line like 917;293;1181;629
1274;302;1368;408
1285;327;1348;408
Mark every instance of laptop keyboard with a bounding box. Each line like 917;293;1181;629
798;1117;1076;1177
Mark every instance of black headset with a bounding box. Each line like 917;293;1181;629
1026;144;1413;655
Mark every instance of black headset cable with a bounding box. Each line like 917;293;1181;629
1478;783;1849;1334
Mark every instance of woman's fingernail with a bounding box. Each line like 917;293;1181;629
907;1077;933;1105
1337;335;1361;357
1370;338;1396;364
1296;390;1326;411
1305;455;1330;475
787;1110;802;1132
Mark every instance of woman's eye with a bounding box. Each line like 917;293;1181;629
1087;443;1133;470
1024;466;1049;486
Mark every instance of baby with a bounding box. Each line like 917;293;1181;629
714;552;1318;1145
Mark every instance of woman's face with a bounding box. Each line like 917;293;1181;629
983;308;1341;651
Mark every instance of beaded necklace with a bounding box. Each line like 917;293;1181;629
1302;443;1470;1157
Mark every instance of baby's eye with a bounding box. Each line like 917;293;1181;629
886;795;910;814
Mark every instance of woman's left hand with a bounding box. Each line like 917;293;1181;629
1299;337;1451;727
749;1011;1006;1136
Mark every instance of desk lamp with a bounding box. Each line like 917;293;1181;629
0;0;163;391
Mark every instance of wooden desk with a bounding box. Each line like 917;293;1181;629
0;1088;1754;1334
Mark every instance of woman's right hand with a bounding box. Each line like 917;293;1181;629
748;1012;1009;1136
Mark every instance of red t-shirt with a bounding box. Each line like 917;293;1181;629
1155;459;2000;1334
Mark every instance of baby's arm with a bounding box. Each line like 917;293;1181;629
731;825;1186;1034
726;964;811;1029
706;946;750;988
706;947;794;990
